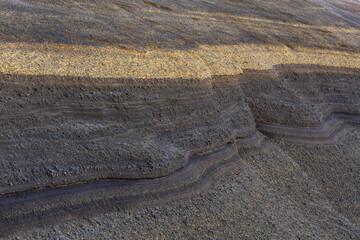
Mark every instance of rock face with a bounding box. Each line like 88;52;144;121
0;74;255;195
240;65;360;127
0;0;360;238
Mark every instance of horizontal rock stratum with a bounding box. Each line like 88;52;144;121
0;0;360;238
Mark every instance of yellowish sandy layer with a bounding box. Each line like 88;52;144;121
1;42;360;79
187;11;360;34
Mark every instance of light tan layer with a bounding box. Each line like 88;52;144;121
187;11;360;34
1;42;360;79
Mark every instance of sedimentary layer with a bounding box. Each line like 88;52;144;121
1;116;360;237
1;65;359;195
0;74;255;195
1;65;359;237
1;0;360;238
0;68;359;236
5;124;360;239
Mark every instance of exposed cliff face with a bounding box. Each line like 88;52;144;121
1;66;359;237
1;65;359;196
0;0;360;238
0;74;255;195
240;65;360;127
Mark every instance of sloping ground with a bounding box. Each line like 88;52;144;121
5;126;360;239
0;0;360;238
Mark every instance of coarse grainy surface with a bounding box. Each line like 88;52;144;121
7;126;360;239
0;0;360;238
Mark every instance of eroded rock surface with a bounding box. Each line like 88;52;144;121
0;0;360;238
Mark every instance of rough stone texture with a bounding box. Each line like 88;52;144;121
0;0;360;238
240;65;360;127
273;127;360;227
0;75;255;194
6;126;360;239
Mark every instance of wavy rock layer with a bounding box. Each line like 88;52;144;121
0;74;255;195
0;0;360;238
1;67;360;236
